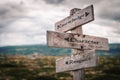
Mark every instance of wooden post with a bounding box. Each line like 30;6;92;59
71;27;85;80
73;69;84;80
70;8;85;80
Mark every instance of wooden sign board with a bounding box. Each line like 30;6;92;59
47;31;109;51
55;5;94;32
56;49;98;73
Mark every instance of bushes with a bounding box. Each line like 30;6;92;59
85;56;120;80
35;76;57;80
0;56;119;80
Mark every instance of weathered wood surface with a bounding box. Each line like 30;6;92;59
47;31;109;50
71;26;85;80
56;49;98;73
55;5;94;32
73;69;85;80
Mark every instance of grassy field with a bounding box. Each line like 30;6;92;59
0;55;120;80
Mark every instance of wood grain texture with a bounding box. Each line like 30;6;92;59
47;31;109;50
55;5;94;32
56;49;98;73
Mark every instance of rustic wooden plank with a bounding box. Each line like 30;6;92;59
56;49;98;73
47;31;109;51
55;5;94;32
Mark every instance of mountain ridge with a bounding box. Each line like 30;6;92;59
0;43;120;56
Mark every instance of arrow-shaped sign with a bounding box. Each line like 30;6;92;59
47;31;109;51
55;5;94;32
56;49;98;73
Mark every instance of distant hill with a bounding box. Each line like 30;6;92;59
97;43;120;56
0;44;120;56
0;45;71;56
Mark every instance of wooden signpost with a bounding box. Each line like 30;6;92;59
47;31;109;50
46;4;109;80
56;49;98;73
55;5;94;32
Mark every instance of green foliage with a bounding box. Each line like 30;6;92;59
0;56;119;80
35;76;57;80
103;66;120;75
92;75;120;80
56;72;72;78
85;56;120;80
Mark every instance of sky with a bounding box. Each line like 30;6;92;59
0;0;120;46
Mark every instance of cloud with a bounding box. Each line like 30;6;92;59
0;32;46;46
96;0;120;22
0;0;65;46
83;22;120;43
44;0;64;5
0;0;120;46
0;1;26;27
0;16;48;46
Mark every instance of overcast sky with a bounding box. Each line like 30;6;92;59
0;0;120;46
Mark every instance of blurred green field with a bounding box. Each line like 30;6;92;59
0;55;120;80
